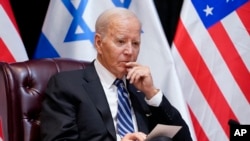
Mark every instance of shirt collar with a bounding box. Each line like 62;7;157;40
94;59;118;88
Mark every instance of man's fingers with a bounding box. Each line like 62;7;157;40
125;62;138;67
126;66;144;84
122;132;147;141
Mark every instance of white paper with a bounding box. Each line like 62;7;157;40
146;124;182;140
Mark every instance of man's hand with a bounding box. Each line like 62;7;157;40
126;62;159;100
121;132;147;141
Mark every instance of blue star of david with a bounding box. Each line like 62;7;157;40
112;0;131;8
62;0;95;44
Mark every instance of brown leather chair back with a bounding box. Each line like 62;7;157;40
0;58;90;141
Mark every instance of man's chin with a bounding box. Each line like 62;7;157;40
118;69;128;76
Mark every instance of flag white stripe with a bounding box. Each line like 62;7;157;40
0;6;28;61
222;12;250;70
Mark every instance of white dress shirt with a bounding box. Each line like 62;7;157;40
94;59;163;140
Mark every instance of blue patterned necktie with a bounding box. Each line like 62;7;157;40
114;79;134;137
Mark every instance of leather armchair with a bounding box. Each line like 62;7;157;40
0;58;90;141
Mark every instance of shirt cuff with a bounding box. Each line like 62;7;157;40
144;90;163;107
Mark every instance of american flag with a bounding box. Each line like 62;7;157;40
0;0;28;62
172;0;250;140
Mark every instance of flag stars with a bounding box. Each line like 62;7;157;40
203;5;214;16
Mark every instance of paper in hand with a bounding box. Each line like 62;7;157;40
145;124;182;140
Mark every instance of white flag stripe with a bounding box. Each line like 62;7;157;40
180;1;250;124
222;12;250;70
172;45;229;141
0;6;28;62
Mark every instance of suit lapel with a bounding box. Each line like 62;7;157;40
81;62;116;140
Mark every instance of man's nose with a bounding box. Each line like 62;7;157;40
124;43;133;54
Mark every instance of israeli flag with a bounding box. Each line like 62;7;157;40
34;0;196;139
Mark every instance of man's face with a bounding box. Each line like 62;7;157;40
95;17;141;78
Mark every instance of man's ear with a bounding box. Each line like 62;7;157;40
95;33;102;54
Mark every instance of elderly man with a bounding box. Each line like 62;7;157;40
40;7;192;141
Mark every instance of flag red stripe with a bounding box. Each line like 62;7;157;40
236;1;250;35
0;38;16;62
188;106;209;141
174;20;238;138
208;23;250;104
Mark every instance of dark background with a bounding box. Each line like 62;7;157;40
9;0;183;59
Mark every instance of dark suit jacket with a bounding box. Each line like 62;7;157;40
40;62;192;141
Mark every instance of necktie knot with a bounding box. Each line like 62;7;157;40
114;79;124;87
